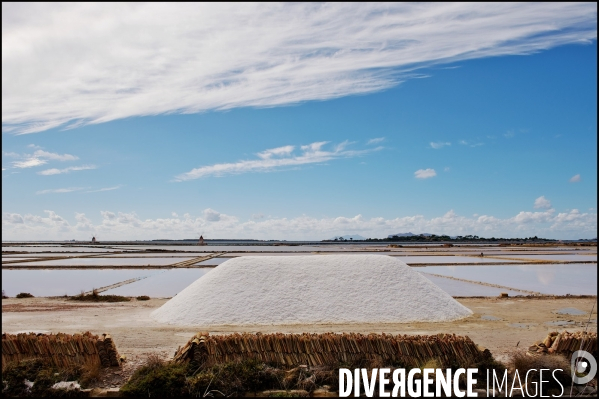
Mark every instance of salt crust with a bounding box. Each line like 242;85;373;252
151;255;472;326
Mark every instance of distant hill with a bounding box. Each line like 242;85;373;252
330;235;366;241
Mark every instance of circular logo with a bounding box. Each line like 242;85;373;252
571;350;597;385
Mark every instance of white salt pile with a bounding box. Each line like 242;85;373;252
151;255;472;326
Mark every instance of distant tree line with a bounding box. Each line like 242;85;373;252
325;234;556;242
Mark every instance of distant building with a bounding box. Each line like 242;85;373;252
91;236;96;244
198;235;206;246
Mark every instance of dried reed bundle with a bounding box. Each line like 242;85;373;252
2;332;121;370
173;332;483;368
528;331;597;355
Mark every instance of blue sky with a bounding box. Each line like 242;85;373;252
2;3;597;240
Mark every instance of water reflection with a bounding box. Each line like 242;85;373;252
103;269;211;297
1;269;156;297
553;307;587;315
419;264;596;295
12;257;194;266
481;315;501;321
420;274;522;296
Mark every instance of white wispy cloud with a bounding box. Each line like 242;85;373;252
367;137;385;145
13;158;47;168
38;165;96;175
534;196;552;209
35;187;84;195
3;207;596;241
9;149;79;169
2;3;596;134
569;174;581;183
175;141;382;181
430;142;451;149
459;140;484;147
86;185;122;193
257;146;295;159
414;168;437;179
32;150;78;161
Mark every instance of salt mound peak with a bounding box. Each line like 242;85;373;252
151;255;472;326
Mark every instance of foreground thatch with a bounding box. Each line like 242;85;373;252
2;332;120;370
529;331;597;356
173;332;484;369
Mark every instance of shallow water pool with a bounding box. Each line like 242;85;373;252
11;257;195;266
419;264;597;295
197;258;230;266
2;246;136;253
420;273;523;296
102;269;211;297
1;269;157;297
491;254;597;262
395;255;519;264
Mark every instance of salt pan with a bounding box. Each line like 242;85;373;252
151;255;472;326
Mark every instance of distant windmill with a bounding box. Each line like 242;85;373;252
197;232;206;246
90;235;98;244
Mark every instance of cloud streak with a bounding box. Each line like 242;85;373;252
430;142;451;149
3;3;596;134
459;140;484;147
8;149;79;169
12;158;47;168
35;187;84;195
86;185;122;193
38;165;96;175
31;150;78;162
175;141;382;181
367;137;385;145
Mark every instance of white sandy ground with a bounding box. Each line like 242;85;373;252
151;255;472;326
